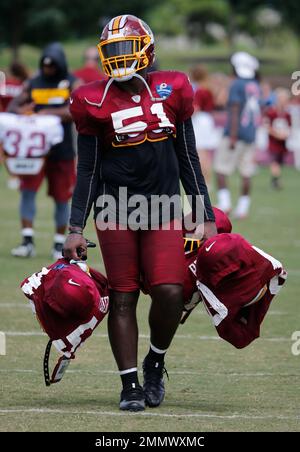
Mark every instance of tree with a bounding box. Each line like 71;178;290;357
0;0;161;61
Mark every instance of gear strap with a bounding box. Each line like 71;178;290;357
43;340;71;387
43;339;52;387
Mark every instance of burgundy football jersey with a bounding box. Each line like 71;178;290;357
265;107;291;155
195;234;287;348
21;259;109;358
70;70;194;148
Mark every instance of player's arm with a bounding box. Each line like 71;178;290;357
226;81;242;149
7;81;34;114
0;143;4;165
175;118;216;239
264;113;280;139
36;105;72;122
228;102;239;148
63;133;101;260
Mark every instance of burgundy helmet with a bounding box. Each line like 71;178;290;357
97;14;155;81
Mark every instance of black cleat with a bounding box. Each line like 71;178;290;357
119;384;145;412
143;357;167;408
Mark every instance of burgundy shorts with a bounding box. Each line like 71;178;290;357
20;159;76;202
96;219;185;292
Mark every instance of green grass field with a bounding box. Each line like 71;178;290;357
0;165;299;432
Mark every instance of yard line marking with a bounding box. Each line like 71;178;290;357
5;332;46;336
0;369;38;373
267;311;286;315
0;408;299;421
3;331;292;342
1;306;284;314
288;269;300;275
0;304;30;308
1;369;299;378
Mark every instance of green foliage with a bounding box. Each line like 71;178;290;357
273;0;300;36
25;8;68;43
0;0;161;54
1;0;300;63
148;0;230;39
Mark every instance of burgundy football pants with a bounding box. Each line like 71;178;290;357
96;219;185;292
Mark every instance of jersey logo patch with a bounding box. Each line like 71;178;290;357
205;241;216;252
156;83;172;99
53;264;69;270
68;279;81;287
99;296;109;313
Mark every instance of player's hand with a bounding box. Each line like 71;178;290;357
194;221;217;241
63;233;87;261
229;137;237;150
16;103;35;115
37;108;51;115
0;146;5;164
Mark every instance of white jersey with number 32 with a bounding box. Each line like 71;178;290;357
0;112;64;158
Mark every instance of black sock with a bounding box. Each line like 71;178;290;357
23;235;33;245
120;370;139;390
146;346;166;364
271;176;281;189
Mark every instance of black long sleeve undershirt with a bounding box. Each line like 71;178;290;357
175;118;215;222
70;134;101;229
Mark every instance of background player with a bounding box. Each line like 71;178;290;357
8;43;79;258
0;112;64;178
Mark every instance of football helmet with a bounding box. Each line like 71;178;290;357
97;14;155;82
183;207;232;254
21;259;109;385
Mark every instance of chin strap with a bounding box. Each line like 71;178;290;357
84;72;166;108
84;77;114;108
43;339;71;386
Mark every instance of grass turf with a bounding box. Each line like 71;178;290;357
0;165;299;432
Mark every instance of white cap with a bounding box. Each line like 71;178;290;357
231;52;259;79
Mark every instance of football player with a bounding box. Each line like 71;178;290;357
21;256;109;386
0;112;64;176
181;230;287;348
8;43;79;259
63;15;216;411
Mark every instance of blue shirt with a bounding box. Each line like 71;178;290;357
224;78;261;143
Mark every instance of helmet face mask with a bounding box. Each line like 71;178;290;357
98;15;154;82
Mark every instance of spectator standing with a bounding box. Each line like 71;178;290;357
0;62;30;190
190;65;218;189
73;47;106;83
265;88;291;189
214;52;261;218
0;62;29;112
